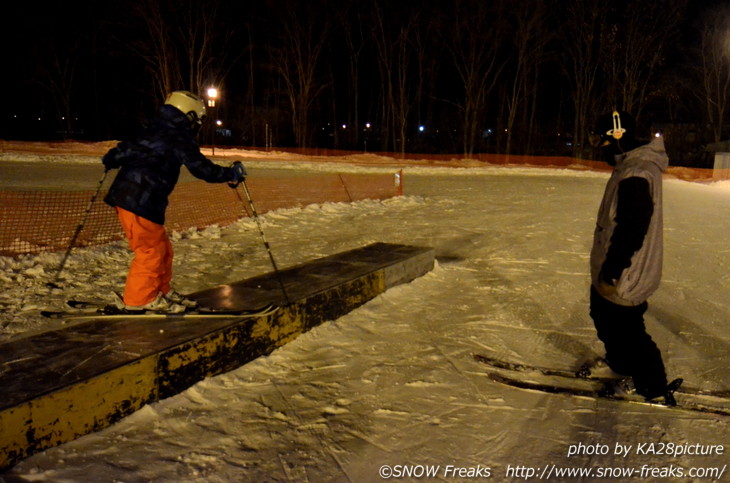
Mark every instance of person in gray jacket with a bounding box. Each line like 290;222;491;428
588;111;680;405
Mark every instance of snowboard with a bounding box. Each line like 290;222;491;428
473;353;730;416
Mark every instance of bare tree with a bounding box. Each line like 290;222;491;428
127;0;234;101
557;0;610;159
128;0;180;99
600;0;688;122
393;19;421;155
503;0;550;155
369;0;405;153
340;1;367;149
448;0;509;156
269;1;332;148
177;0;229;94
30;4;92;139
35;44;80;139
695;5;730;143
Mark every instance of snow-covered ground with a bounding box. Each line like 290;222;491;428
1;150;729;482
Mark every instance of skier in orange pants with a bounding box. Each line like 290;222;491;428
115;207;175;308
102;91;246;313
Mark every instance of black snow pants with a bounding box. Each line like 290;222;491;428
589;286;667;399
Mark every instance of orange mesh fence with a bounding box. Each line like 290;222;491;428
0;172;402;257
0;191;121;255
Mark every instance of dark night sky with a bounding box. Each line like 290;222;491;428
1;0;727;161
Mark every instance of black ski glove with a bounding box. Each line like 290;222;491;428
228;161;247;188
102;148;121;171
596;267;619;298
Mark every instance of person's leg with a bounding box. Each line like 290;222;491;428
589;286;667;398
625;301;668;399
116;207;171;306
158;235;174;296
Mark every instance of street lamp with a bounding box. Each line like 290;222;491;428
206;87;218;154
364;122;372;152
207;87;218;107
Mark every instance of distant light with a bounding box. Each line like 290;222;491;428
342;124;347;129
216;120;222;126
365;122;371;129
654;132;662;138
419;125;425;132
207;87;218;107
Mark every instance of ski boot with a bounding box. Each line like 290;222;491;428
164;289;199;309
598;377;637;398
603;378;684;406
112;291;186;314
645;379;684;407
576;357;623;380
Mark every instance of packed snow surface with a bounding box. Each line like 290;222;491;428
1;150;729;482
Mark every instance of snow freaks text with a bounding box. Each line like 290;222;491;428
379;464;491;479
378;442;726;480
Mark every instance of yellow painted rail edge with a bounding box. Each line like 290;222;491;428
0;243;434;470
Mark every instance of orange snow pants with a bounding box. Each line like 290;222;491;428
116;207;173;306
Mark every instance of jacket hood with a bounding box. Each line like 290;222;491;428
618;135;669;173
157;104;192;131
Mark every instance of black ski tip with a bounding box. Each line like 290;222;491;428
668;378;684;391
662;378;684;407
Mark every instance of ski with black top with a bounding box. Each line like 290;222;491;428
473;353;729;398
473;354;730;416
41;301;279;320
483;370;729;416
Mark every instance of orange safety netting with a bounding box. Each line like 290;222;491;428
0;172;402;257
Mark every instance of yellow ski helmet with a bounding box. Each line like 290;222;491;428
164;90;207;127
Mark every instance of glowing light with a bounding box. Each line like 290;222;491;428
207;87;218;107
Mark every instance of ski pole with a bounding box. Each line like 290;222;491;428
233;180;291;305
48;169;109;290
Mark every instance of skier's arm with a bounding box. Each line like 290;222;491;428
176;141;235;183
101;142;136;171
600;176;653;284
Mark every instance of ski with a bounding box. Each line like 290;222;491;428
66;299;104;309
472;353;730;399
484;370;730;417
41;302;279;320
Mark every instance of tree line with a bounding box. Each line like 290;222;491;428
3;0;730;166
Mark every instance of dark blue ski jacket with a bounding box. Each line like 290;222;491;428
103;105;234;225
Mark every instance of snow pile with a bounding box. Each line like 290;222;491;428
1;153;728;481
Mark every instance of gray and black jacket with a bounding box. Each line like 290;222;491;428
590;135;669;306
